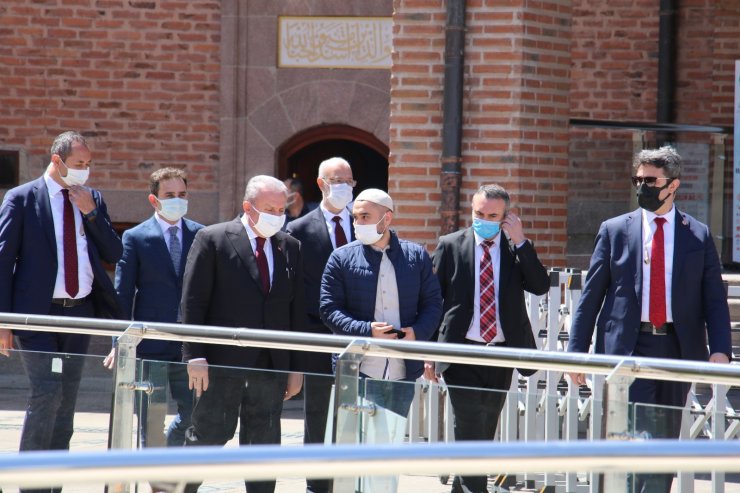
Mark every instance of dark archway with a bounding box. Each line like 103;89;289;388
277;124;389;204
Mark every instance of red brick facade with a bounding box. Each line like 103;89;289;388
0;0;221;222
390;0;572;265
0;0;738;266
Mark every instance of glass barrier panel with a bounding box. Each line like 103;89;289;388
0;347;114;493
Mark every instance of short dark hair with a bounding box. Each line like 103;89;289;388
633;146;682;179
50;131;87;161
149;167;188;196
285;177;304;195
473;184;510;208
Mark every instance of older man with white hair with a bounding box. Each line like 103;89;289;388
181;175;305;493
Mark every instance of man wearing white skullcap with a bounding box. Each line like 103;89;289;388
319;188;442;492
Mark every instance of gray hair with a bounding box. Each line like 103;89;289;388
243;175;288;202
318;157;351;178
473;184;510;208
633;146;682;179
50;131;88;161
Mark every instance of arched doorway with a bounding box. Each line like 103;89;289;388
277;124;389;204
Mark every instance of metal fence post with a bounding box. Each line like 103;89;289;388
108;324;144;493
543;270;561;489
603;362;634;493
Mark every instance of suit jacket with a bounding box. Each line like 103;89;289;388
285;206;353;373
181;218;306;370
115;215;204;360
568;208;732;361
433;228;550;373
0;176;123;348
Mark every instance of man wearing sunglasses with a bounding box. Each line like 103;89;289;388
568;146;731;493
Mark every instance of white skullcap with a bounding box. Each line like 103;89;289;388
355;188;394;212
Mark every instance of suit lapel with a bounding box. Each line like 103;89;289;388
225;219;263;292
498;236;513;302
461;228;477;300
32;177;56;254
310;208;333;253
181;219;198;275
270;234;289;296
672;209;689;292
146;217;178;278
626;209;643;300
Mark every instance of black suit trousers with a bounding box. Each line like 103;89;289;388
444;362;513;493
184;364;288;493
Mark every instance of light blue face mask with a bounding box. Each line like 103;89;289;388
472;217;500;239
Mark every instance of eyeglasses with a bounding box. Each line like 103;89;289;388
322;177;357;187
631;176;673;187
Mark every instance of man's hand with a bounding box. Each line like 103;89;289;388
67;185;96;215
284;372;303;401
567;372;586;387
423;361;439;383
709;352;730;364
371;321;398;339
188;360;209;397
103;348;115;370
501;212;526;245
401;327;416;341
0;328;13;357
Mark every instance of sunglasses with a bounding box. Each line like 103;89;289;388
631;176;673;187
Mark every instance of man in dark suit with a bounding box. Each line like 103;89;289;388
182;175;305;493
568;146;731;493
105;167;203;447
0;132;122;472
283;177;318;227
428;184;549;493
285;156;355;493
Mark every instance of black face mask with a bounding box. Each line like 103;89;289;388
636;181;672;212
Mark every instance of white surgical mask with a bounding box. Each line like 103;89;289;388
157;197;188;222
354;213;388;245
58;158;89;187
326;183;353;210
251;206;286;238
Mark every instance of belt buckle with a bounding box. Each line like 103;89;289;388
63;298;75;308
652;324;667;336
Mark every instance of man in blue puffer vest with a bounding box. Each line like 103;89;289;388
320;188;442;418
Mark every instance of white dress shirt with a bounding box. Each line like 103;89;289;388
44;173;94;299
320;203;352;249
465;231;506;344
641;206;675;323
360;247;406;381
153;213;183;250
241;213;274;286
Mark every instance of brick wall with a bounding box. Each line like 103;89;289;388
0;0;221;221
567;1;739;267
390;0;571;266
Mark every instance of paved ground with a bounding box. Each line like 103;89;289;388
0;356;738;492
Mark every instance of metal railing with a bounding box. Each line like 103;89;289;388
1;308;739;493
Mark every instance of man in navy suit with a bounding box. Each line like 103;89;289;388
105;167;203;448
286;156;355;493
568;146;732;493
0;132;122;474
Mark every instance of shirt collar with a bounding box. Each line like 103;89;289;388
642;205;676;227
43;171;64;197
473;230;499;248
320;202;351;224
153;212;182;235
240;213;259;241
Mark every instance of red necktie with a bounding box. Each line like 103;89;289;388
649;217;667;329
332;216;347;247
480;239;497;342
255;236;270;294
61;189;79;298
